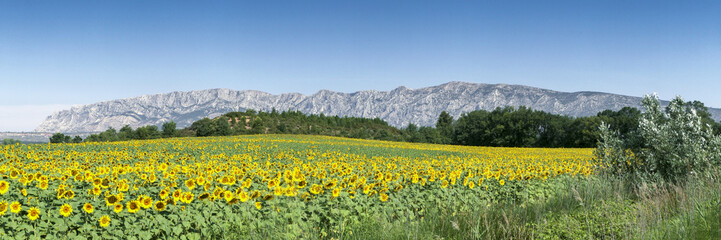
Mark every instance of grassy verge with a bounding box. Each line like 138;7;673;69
217;171;721;240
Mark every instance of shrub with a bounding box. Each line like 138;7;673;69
596;94;721;185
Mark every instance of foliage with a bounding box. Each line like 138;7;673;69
596;94;721;184
2;139;21;145
161;121;177;138
454;106;601;148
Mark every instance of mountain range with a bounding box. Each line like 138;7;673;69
35;82;721;133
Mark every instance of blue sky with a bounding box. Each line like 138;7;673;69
1;1;720;131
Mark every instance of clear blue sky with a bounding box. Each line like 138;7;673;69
1;1;720;131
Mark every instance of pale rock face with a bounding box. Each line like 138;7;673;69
35;82;721;133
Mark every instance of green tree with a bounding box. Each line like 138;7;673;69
213;117;232;136
135;125;161;139
72;136;83;143
2;138;21;145
435;111;454;144
190;118;215;137
49;133;69;143
162;121;178;137
99;128;119;142
118;125;134;140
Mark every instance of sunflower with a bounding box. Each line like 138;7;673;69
196;176;205;185
255;202;262;210
27;207;40;221
379;193;389;202
324;180;336;189
184;179;196;190
273;187;283;196
37;181;49;190
127;201;140;213
92;186;102;196
159;189;169;200
181;192;194;204
250;191;261;199
105;195;119;206
92;178;101;187
262;194;274;201
83;203;94;214
221;190;233;202
172;189;182;200
59;204;72;217
238;191;249;202
10;201;21;213
267;179;278;189
64;190;75;199
0;201;7;215
297;180;307;188
242;178;252;188
154;201;166;211
310;184;322;195
100;178;110;188
441;180;449;188
113;203;123;213
99;215;111;228
468;180;475;189
198;192;210;201
499;179;505;186
332;188;341;198
140;196;153;209
165;198;176;206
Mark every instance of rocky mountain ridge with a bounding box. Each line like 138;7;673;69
35;82;721;133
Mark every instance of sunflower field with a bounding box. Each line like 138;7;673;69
0;135;595;239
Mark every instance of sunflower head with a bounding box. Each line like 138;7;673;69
182;192;194;204
159;189;169;200
10;201;21;213
27;207;40;221
379;193;389;202
83;203;94;214
127;201;140;213
184;179;196;190
250;191;261;199
99;215;111;228
141;196;153;209
198;193;210;201
113;203;123;213
63;190;75;199
154;201;166;211
59;204;72;217
105;195;119;206
0;201;7;215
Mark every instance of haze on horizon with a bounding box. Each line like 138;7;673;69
1;1;720;132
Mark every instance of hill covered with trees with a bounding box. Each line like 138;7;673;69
52;101;721;149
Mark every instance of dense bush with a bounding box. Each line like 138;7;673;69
596;94;721;184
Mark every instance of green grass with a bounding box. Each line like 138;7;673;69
217;173;721;239
319;173;721;240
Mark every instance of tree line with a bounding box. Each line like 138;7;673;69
50;102;721;148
